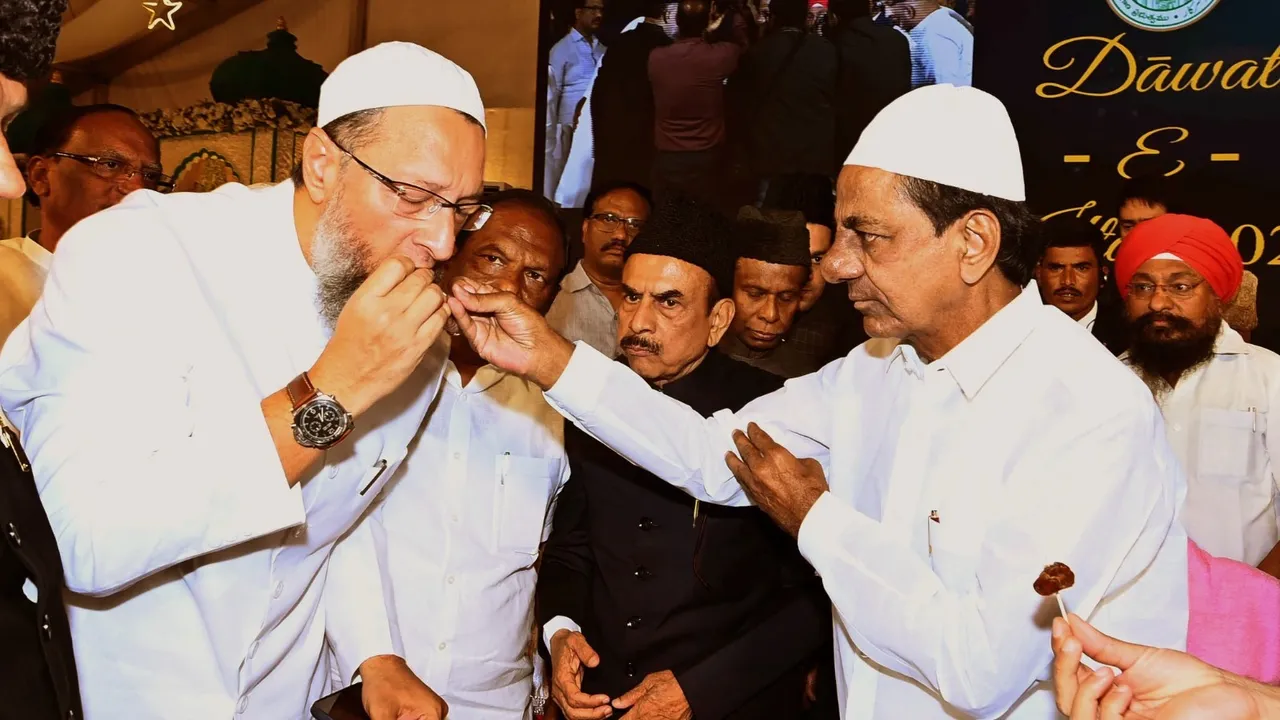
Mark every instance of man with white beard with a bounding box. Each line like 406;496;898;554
0;42;488;720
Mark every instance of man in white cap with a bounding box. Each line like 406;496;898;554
446;84;1190;718
0;42;487;720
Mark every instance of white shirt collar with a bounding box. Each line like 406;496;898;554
1212;321;1251;356
1;234;53;271
560;260;600;294
1078;302;1099;331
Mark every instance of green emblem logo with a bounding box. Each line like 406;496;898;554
1107;0;1221;31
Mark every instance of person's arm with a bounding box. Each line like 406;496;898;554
796;403;1179;718
543;343;838;506
537;447;592;654
928;35;970;86
324;506;403;682
548;44;569;122
676;582;829;719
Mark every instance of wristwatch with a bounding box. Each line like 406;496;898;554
286;372;354;449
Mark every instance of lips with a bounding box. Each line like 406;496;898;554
746;329;780;343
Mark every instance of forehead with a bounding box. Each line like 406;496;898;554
1043;245;1097;264
836;165;917;225
65;112;157;153
736;257;808;288
1119;198;1167;218
594;188;649;216
806;223;833;252
623;253;712;292
363;105;486;194
1132;257;1200;279
469;204;564;262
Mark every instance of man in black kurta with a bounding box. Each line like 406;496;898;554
537;193;829;719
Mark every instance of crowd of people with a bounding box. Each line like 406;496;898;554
1;1;1278;720
545;0;974;211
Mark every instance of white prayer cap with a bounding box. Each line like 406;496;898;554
844;84;1024;202
317;42;486;132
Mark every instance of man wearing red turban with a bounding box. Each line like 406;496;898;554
1115;213;1280;578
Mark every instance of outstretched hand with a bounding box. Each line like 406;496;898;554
446;278;575;389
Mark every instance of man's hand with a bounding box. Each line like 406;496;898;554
446;277;575;389
610;671;691;720
1052;614;1271;720
549;629;612;720
359;655;448;720
724;423;828;537
310;255;451;417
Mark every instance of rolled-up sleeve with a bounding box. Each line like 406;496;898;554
543;342;839;506
796;404;1177;718
0;207;304;596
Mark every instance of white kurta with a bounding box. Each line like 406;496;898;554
368;354;568;719
1124;323;1280;566
0;181;444;719
541;284;1189;719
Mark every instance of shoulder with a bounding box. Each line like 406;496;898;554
722;356;788;397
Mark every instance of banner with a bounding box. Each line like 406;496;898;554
975;0;1280;343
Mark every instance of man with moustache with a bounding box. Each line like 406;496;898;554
365;190;572;718
1;103;163;347
449;85;1188;719
547;182;652;357
719;206;813;378
1115;213;1280;577
1034;215;1127;355
535;193;828;720
0;43;488;720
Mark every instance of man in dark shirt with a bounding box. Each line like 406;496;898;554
538;194;828;720
731;0;837;200
590;1;672;190
827;0;912;166
1035;215;1128;356
0;2;84;718
648;0;748;206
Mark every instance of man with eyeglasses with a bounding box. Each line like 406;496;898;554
1115;213;1280;578
0;104;162;348
547;181;652;358
0;42;488;720
546;0;606;200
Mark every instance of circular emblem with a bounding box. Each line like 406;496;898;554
1108;0;1221;31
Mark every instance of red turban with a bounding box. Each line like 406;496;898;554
1114;214;1243;301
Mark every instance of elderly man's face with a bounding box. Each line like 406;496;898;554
0;75;29;200
441;202;566;317
582;188;650;278
617;254;734;386
824;166;967;344
1124;257;1223;383
730;258;808;352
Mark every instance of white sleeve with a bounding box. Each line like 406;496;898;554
542;616;583;651
543;342;838;507
0;208;304;596
796;403;1178;718
928;34;970;86
324;509;401;682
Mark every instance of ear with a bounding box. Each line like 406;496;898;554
956;209;1001;286
26;156;53;202
706;296;737;347
299;128;342;205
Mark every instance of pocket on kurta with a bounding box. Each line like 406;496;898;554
494;455;561;555
1196;408;1256;479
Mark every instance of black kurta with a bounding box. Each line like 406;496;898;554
0;422;82;720
538;351;829;719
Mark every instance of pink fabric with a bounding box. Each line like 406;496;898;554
1186;538;1280;684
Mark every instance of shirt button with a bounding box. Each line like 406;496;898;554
637;517;656;531
1172;424;1182;432
625;616;643;629
248;641;259;658
41;614;52;641
273;582;284;599
7;522;20;546
452;452;461;460
451;514;460;523
447;576;455;585
625;662;636;677
438;641;447;650
633;566;652;580
237;695;249;713
328;465;338;479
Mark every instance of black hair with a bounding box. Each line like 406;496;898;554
829;0;870;21
458;188;571;284
1040;215;1110;268
291;108;385;187
0;0;67;83
641;0;669;18
584;180;653;216
898;176;1043;287
676;0;711;37
763;173;835;230
1116;174;1185;216
771;0;809;29
25;103;155;207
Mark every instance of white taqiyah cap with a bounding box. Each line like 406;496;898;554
844;84;1024;201
317;42;486;131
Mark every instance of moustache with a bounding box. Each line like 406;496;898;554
1054;287;1081;297
620;334;661;353
1134;311;1194;334
601;239;627;253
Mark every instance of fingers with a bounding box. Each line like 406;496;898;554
1069;666;1119;720
446;296;479;340
611;683;647;710
1097;683;1132;720
1052;627;1084;717
569;633;601;668
731;429;763;464
361;255;417;298
414;303;451;347
744;422;781;453
450;278;519;314
384;267;435;309
403;283;448;329
1068;613;1144;671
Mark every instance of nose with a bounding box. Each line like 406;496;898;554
489;270;521;297
1148;288;1176;312
610;224;629;243
409;212;459;267
1063;267;1078;287
0;136;26;201
629;297;657;334
115;171;148;196
821;236;864;284
759;296;781;323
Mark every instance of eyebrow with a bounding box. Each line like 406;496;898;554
840;214;886;233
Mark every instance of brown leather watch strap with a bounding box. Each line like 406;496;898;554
285;372;320;411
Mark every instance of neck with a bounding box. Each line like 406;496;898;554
648;350;711;389
575;24;594;39
293;188;321;269
450;339;487;386
909;280;1021;363
1068;301;1095;323
36;218;65;253
582;260;626;309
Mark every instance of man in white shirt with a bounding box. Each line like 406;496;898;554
1034;215;1127;355
1114;213;1280;577
0;103;161;347
370;189;570;719
546;182;652;358
448;85;1189;719
883;0;973;87
546;0;605;199
0;42;490;720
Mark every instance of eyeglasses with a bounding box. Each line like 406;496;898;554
328;137;492;232
1126;280;1205;300
52;152;173;191
581;4;604;13
589;212;645;236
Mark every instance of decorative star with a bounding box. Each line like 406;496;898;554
142;0;182;31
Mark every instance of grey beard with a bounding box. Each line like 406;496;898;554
312;199;370;331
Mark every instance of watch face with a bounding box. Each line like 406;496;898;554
299;400;347;443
